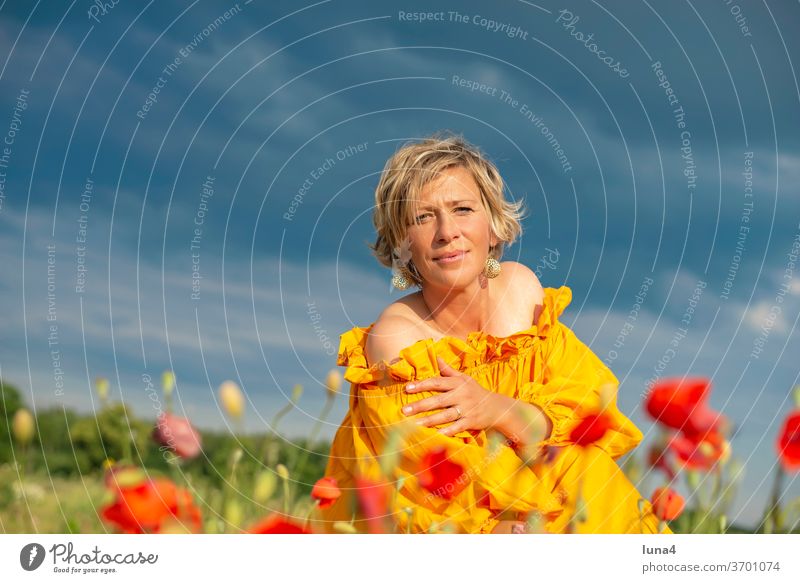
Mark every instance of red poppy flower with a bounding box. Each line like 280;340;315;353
311;477;341;509
354;476;392;534
645;377;725;438
152;413;203;459
668;429;729;471
416;447;467;500
569;413;613;446
102;477;202;533
651;487;684;521
247;513;311;534
776;410;800;472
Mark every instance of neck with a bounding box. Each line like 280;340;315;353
420;275;492;339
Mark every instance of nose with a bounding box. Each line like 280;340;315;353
435;211;460;243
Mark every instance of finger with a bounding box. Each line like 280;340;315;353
406;377;454;393
401;394;451;416
437;418;469;437
413;406;462;428
436;356;460;376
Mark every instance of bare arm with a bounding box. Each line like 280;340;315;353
364;313;424;386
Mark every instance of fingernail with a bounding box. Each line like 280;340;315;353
406;383;415;391
402;406;412;415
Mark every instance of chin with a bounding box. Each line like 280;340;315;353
428;269;481;290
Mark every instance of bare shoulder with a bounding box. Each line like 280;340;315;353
500;261;545;304
364;300;426;372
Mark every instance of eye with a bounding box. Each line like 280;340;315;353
414;213;432;224
455;206;473;213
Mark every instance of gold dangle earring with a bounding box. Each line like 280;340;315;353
391;235;414;291
391;267;411;290
484;256;501;279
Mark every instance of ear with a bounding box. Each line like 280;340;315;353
488;226;499;250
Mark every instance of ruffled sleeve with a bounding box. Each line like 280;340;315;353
516;288;642;459
336;286;572;387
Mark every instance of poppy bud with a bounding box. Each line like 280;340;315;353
291;383;303;403
325;370;342;397
12;409;35;445
651;487;685;522
254;470;277;503
311;477;341;508
161;370;175;398
218;380;245;419
276;463;290;480
95;377;109;402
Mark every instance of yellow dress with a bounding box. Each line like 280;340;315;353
320;286;669;534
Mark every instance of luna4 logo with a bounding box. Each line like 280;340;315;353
20;543;46;571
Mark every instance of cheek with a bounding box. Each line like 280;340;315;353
406;234;430;265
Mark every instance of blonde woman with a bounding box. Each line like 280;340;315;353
319;132;667;534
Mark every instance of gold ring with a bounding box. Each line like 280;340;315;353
454;406;463;420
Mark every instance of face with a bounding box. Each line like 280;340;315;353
404;165;498;291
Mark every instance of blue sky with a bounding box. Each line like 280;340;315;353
1;0;799;526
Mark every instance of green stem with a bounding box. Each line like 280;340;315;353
709;466;724;533
303;501;318;530
220;450;242;533
762;464;785;533
282;473;291;516
294;395;334;480
262;403;295;466
122;429;132;465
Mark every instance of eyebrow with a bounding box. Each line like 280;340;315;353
414;199;477;211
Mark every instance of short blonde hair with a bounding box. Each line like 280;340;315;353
370;131;525;287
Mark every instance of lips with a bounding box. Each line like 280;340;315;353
433;250;468;262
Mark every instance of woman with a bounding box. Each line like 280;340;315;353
319;132;667;534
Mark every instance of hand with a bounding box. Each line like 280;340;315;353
401;356;512;436
491;520;527;534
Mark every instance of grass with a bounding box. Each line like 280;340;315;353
0;464;107;534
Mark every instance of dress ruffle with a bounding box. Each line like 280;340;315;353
336;286;573;386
